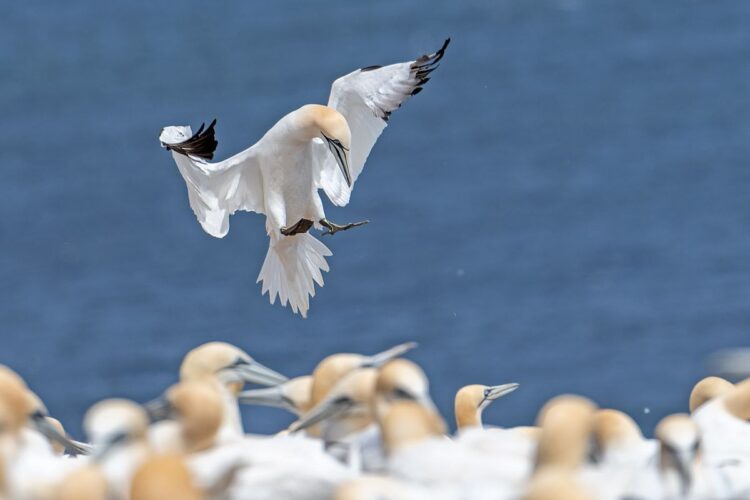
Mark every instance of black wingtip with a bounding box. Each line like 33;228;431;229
167;118;218;160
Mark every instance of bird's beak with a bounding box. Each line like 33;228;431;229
144;396;174;424
91;430;129;462
361;342;418;368
238;385;297;414
223;359;289;387
480;383;520;408
673;451;694;497
323;133;352;187
29;412;91;456
288;397;353;433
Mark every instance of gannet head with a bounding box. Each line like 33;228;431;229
590;409;643;462
57;465;109;500
379;400;447;455
375;359;437;420
289;368;377;440
523;468;592;500
299;104;352;187
180;341;288;396
238;375;313;416
0;367;33;434
130;455;202;500
84;399;149;460
655;414;701;497
147;381;224;454
310;343;417;409
534;395;597;471
454;382;519;430
689;376;734;413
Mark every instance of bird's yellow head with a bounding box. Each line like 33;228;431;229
299;104;352;187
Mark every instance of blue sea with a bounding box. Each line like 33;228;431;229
2;0;750;439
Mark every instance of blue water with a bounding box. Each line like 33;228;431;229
2;1;750;439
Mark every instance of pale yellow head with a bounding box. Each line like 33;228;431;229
722;378;750;420
534;395;597;471
689;376;734;413
57;465;109;500
166;380;224;453
84;398;150;446
375;359;433;419
592;409;643;452
0;366;33;433
524;468;592;500
130;454;202;500
454;382;519;430
380;400;447;455
180;341;287;395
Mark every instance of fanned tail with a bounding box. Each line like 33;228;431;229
257;233;332;318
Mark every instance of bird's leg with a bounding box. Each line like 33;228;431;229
319;218;369;236
280;219;314;236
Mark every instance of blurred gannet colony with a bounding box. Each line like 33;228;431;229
0;341;748;499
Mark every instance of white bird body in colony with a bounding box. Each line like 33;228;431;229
160;40;450;317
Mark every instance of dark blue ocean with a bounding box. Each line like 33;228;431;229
2;0;750;439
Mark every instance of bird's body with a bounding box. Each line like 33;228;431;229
160;40;450;317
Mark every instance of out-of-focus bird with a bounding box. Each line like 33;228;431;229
689;376;734;413
238;375;313;417
159;40;450;317
175;341;288;443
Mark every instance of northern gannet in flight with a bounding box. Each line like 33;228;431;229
160;39;450;317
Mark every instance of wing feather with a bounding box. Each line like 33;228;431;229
162;121;265;238
314;38;450;204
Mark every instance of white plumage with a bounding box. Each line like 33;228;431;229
160;40;450;317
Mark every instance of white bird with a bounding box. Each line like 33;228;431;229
159;39;450;317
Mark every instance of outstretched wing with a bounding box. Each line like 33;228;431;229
315;38;450;206
160;120;264;238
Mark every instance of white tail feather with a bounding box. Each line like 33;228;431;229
257;233;332;318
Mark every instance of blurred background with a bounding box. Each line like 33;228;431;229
2;0;750;439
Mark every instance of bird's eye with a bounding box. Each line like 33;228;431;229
484;388;491;398
332;396;353;406
392;387;415;400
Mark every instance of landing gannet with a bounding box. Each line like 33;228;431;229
159;40;450;317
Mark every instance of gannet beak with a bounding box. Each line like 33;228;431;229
223;359;289;387
238;385;296;413
322;133;352;187
29;411;91;456
673;450;694;497
362;342;418;368
480;383;520;407
288;397;353;433
91;430;129;462
144;397;173;423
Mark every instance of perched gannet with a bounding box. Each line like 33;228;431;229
333;476;437;500
178;341;288;442
238;375;313;416
130;454;202;500
159;40;450;317
83;399;151;499
526;395;602;500
692;378;750;460
291;368;378;469
0;369;79;500
373;359;440;419
689;376;734;413
523;468;592;500
147;380;225;455
56;466;109;500
453;383;519;430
